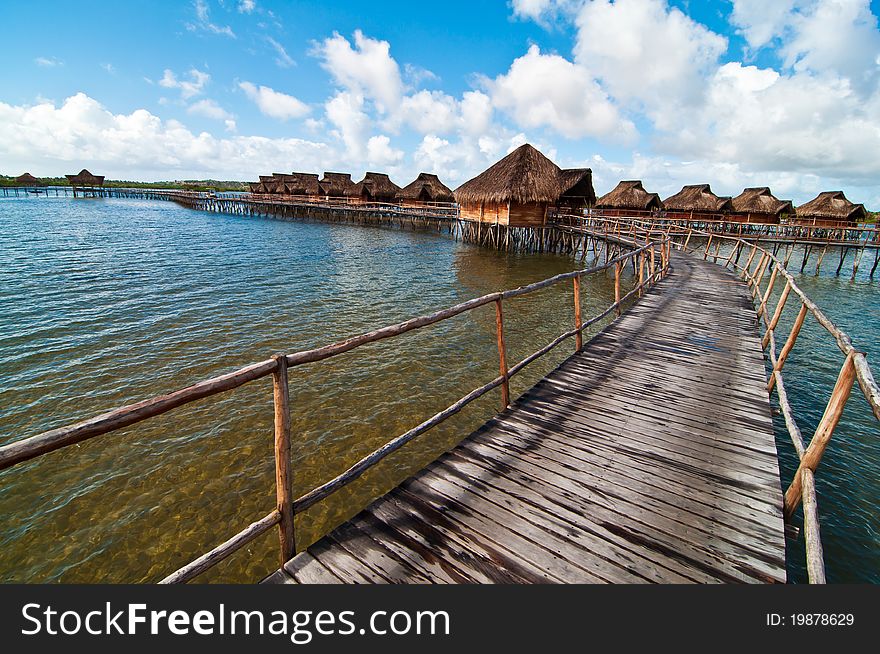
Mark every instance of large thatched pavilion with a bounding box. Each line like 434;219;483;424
730;187;793;224
454;144;595;227
663;184;732;220
396;173;454;205
795;191;867;226
353;173;401;202
596;180;662;215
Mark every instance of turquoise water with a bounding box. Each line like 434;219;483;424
0;197;876;583
0;196;628;583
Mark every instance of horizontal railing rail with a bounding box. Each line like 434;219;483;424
0;234;670;583
562;213;879;584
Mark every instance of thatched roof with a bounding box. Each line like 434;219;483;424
354;172;401;201
14;172;42;186
319;172;358;197
730;187;793;217
397;173;454;202
273;172;320;195
454;144;563;204
558;168;596;205
796;191;867;222
663;184;731;212
596;180;662;211
65;169;105;186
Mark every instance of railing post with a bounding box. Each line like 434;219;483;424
784;353;857;519
573;277;583;352
638;251;645;297
495;299;510;409
767;301;809;392
614;262;622;316
801;468;827;584
649;243;656;285
272;354;295;565
704;233;713;260
756;265;779;319
741;243;758;280
762;280;792;349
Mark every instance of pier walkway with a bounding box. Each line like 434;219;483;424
266;255;787;584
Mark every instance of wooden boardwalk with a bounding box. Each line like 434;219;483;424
265;255;787;584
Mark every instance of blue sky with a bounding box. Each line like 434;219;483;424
2;0;879;207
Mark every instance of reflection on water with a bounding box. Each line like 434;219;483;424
0;197;629;582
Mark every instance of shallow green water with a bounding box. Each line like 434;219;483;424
0;196;631;583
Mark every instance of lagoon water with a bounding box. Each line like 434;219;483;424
0;196;876;583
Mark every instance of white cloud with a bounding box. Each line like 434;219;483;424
100;63;115;74
0;93;331;180
489;45;636;142
238;81;310;120
730;0;797;49
366;135;403;167
267;36;295;68
159;68;211;100
188;0;236;38
318;30;403;112
187;98;235;125
35;57;63;67
573;0;727;121
324;91;371;158
238;0;255;13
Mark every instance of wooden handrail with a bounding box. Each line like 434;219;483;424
0;233;668;583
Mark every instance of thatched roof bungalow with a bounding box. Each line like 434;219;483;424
596;180;662;215
319;172;358;197
662;184;732;219
557;168;595;211
273;172;320;196
15;172;43;187
353;172;401;202
730;187;793;224
65;169;105;187
396;173;454;204
454;144;595;227
795;191;867;226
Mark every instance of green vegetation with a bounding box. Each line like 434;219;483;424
0;175;248;192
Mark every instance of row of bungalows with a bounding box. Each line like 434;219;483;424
597;181;866;226
453;144;595;227
248;171;455;204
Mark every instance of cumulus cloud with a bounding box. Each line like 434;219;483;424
0;93;331;180
238;0;255;13
317;30;403;113
489;44;636;142
238;81;310;120
187;99;236;133
159;68;210;100
35;57;63;67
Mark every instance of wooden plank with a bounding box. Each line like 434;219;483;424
267;254;786;585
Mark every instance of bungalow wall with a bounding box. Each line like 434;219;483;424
459;201;549;227
731;212;782;225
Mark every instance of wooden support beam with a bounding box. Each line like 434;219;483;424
767;302;809;392
573;277;583;352
272;354;295;565
801;468;826;584
496;299;510;408
614;262;622;316
762;280;792;349
784;353;857;519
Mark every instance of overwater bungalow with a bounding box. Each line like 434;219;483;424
353;172;401;202
662;184;732;220
396;173;454;205
273;172;320;196
14;172;43;187
454;143;595;227
319;172;358;198
795;191;867;227
556;168;596;212
729;187;793;224
65;169;105;188
596;180;663;215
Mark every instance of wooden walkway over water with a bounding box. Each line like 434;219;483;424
265;255;787;584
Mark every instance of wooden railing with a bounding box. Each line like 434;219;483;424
0;236;671;583
565;214;880;584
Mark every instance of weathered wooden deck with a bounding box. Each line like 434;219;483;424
265;254;786;584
